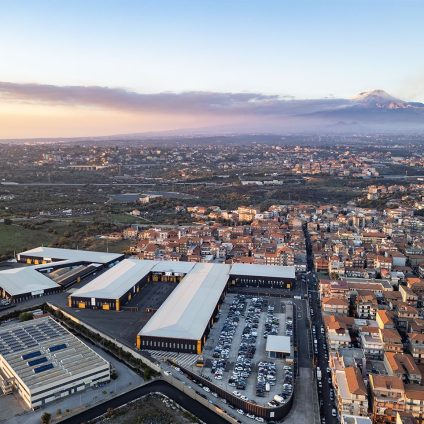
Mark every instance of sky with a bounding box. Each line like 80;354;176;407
0;0;423;138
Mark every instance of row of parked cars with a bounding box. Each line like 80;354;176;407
256;361;277;397
229;296;263;391
263;304;279;339
212;295;246;361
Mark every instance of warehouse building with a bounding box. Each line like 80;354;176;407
150;261;195;282
0;316;110;409
69;259;157;311
0;267;61;302
137;262;296;354
229;263;296;289
17;247;123;267
137;263;231;354
69;260;198;311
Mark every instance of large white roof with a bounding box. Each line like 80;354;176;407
71;259;157;300
18;247;123;265
0;317;109;391
0;267;59;296
139;263;231;340
152;261;196;274
230;263;295;279
265;335;291;353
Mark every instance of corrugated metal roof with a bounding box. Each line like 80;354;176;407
0;267;59;296
152;261;196;274
17;247;123;264
71;259;157;299
230;263;295;279
0;317;109;391
139;263;231;340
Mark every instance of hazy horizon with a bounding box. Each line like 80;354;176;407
1;0;424;138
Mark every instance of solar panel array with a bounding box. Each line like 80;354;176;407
0;319;68;357
0;317;110;393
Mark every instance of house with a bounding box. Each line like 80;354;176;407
335;366;368;417
322;297;350;315
369;374;405;423
384;352;422;384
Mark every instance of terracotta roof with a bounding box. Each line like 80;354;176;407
380;328;402;343
385;352;421;376
371;374;404;391
345;367;367;396
322;297;349;307
408;333;424;343
377;309;394;325
405;384;424;401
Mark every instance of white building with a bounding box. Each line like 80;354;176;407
0;316;110;409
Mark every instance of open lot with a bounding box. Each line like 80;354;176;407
194;293;294;407
51;280;178;348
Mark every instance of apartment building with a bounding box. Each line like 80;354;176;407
335;367;368;417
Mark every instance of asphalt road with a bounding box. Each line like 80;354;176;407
303;224;338;424
58;379;229;424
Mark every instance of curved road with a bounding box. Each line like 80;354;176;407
59;380;229;424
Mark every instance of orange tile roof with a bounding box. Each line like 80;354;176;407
371;374;404;391
345;367;367;396
377;310;394;325
385;352;421;376
405;384;424;401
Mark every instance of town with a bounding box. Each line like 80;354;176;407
0;137;423;424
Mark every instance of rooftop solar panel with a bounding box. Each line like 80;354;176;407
34;363;54;374
28;357;48;367
22;351;42;360
49;344;67;353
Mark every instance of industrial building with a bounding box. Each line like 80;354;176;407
229;263;295;289
69;259;197;311
137;262;296;354
138;263;231;354
0;316;110;409
69;259;157;311
0;267;61;302
17;247;124;266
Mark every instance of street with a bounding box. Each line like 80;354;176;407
303;223;338;424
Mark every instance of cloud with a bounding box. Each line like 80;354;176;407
0;81;348;116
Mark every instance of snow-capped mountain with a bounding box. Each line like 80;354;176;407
350;89;421;109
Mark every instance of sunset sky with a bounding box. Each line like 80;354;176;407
0;0;423;138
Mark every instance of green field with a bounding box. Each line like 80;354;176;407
0;224;57;259
0;220;133;260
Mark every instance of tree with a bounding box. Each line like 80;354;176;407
19;312;33;322
40;412;51;424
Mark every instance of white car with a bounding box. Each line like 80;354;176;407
237;409;245;415
246;413;255;419
332;408;337;417
203;386;210;392
255;418;264;423
232;391;241;397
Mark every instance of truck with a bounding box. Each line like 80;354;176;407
317;367;322;381
273;395;284;404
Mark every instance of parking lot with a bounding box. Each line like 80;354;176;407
49;281;178;348
195;293;294;408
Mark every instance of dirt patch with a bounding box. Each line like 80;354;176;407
93;394;202;424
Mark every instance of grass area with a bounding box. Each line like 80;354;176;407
0;219;132;259
87;238;133;254
0;224;57;258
